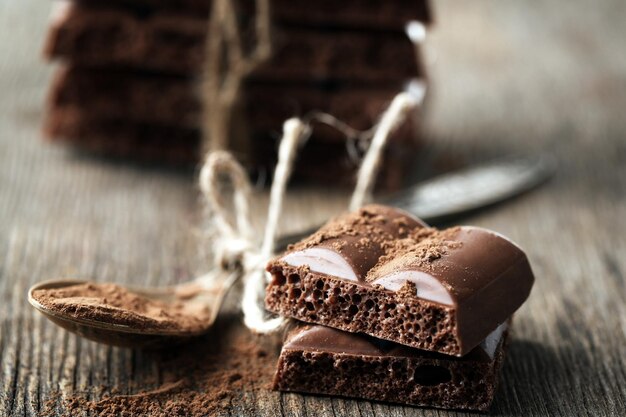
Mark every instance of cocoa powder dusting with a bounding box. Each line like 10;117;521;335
367;227;464;280
285;205;425;258
32;283;212;333
397;281;418;298
277;205;468;284
408;226;464;263
40;316;279;417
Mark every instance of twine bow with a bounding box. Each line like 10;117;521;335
198;0;427;331
200;90;422;333
200;119;310;332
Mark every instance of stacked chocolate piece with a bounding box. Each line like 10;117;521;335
265;205;535;410
42;0;433;189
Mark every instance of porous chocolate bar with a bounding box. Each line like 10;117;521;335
266;205;534;356
44;109;200;165
44;108;416;190
45;2;421;80
74;0;433;29
274;323;508;411
47;66;423;137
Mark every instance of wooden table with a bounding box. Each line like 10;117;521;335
1;0;625;415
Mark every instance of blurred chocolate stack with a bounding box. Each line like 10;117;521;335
43;0;432;189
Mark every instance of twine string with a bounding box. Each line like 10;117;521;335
200;93;420;333
243;118;309;332
200;1;425;332
261;119;311;258
199;151;254;268
200;119;308;333
202;0;272;153
349;92;421;210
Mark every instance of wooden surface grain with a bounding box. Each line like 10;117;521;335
1;0;625;415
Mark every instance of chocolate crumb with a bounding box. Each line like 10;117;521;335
397;281;417;299
283;205;428;271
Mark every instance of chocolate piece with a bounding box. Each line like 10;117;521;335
265;205;534;355
243;80;424;137
273;323;508;411
74;0;433;29
44;107;417;190
47;67;202;129
44;1;208;75
44;108;200;165
47;66;424;138
45;2;422;80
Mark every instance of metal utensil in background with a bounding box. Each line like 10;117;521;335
385;154;555;222
276;155;555;248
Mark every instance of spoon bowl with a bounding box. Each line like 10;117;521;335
28;272;237;349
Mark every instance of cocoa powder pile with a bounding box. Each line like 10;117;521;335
32;282;212;333
41;316;280;416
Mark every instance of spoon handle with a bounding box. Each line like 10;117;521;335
385;154;555;221
275;155;554;249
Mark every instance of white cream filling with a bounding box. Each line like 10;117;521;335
371;271;453;306
282;248;358;281
283;249;453;305
480;322;508;359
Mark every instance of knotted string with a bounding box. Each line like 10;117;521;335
199;89;423;333
199;150;254;269
200;119;309;333
199;1;428;332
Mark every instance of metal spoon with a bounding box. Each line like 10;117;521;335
28;155;553;348
28;272;237;349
